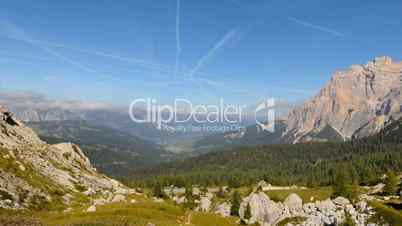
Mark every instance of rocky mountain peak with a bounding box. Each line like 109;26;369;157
284;56;401;143
372;56;393;66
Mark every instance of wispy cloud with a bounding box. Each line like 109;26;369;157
288;16;345;38
0;90;117;111
188;28;238;78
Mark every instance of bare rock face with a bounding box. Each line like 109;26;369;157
284;193;303;213
199;196;212;212
284;56;402;143
214;202;231;217
239;192;287;225
0;105;130;210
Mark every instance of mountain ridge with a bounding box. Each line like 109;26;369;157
0;105;134;210
284;56;401;143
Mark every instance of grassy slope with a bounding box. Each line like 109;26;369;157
369;201;402;226
0;148;69;211
0;194;237;226
265;187;333;203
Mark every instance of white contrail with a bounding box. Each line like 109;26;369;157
0;20;254;96
0;20;106;76
174;0;181;78
0;22;232;82
229;0;242;8
288;16;345;37
0;21;172;76
188;28;238;78
35;41;173;72
40;46;100;74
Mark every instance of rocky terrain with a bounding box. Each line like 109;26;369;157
0;105;134;210
238;192;373;226
284;56;402;143
158;182;387;226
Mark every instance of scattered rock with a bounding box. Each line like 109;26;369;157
369;183;385;194
192;187;201;196
111;194;126;203
214;202;231;217
153;197;164;203
199;196;212;212
172;195;186;205
63;207;73;213
93;198;107;206
333;196;350;207
86;205;96;213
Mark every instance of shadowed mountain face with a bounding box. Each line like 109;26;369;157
26;120;176;177
377;117;402;143
284;56;402;143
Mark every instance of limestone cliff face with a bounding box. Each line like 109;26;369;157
0;106;131;209
284;56;401;143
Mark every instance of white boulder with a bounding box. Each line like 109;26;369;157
284;193;303;213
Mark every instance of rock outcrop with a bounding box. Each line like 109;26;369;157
284;193;303;214
0;105;131;209
214;202;231;217
239;193;375;226
284;56;402;143
239;192;286;225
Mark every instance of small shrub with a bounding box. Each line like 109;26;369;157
63;152;72;160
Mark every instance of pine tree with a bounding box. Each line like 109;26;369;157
153;182;164;198
230;191;241;216
217;187;225;198
332;168;348;198
307;173;318;188
184;185;195;209
347;179;360;201
384;170;398;195
244;203;252;220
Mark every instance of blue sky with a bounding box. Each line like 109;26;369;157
0;0;402;106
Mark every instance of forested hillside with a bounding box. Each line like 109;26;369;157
27;120;175;177
132;118;402;188
193;121;287;152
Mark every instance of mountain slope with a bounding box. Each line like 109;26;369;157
26;120;175;177
284;56;401;143
0;106;132;210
